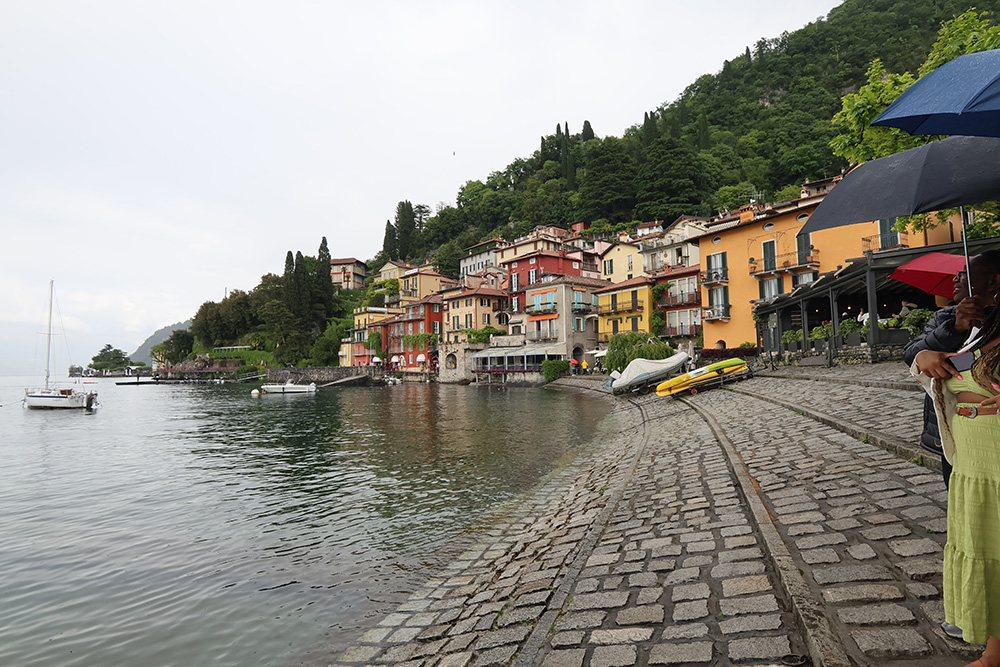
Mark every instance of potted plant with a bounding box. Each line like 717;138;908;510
781;328;804;351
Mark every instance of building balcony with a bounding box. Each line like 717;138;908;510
525;303;557;315
659;292;700;308
700;267;728;285
863;231;909;253
661;324;703;337
597;302;643;315
702;305;731;321
571;303;594;314
748;249;821;276
526;330;557;341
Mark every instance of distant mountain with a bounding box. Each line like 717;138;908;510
131;319;192;365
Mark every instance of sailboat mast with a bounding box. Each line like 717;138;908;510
44;280;53;390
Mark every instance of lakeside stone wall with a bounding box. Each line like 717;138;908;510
267;366;378;384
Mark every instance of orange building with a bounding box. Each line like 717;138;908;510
698;178;954;349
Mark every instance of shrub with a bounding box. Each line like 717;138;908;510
604;332;675;372
808;322;833;340
739;340;759;347
900;308;934;337
781;329;804;344
542;359;571;382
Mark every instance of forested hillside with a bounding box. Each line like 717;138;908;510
375;0;1000;277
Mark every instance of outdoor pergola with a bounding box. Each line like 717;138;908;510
752;237;1000;355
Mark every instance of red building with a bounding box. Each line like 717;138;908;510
379;294;444;371
501;250;589;314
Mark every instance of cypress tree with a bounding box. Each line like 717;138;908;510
293;251;309;320
581;120;595;143
314;236;334;322
382;220;398;261
395;201;416;261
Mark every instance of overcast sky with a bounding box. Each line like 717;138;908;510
1;0;843;376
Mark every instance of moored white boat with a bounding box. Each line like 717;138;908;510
260;380;317;394
24;281;99;410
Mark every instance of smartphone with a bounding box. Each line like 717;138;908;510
949;351;976;372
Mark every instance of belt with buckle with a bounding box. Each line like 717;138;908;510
955;406;1000;418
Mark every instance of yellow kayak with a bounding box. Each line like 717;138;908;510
656;358;749;397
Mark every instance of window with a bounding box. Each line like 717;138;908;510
511;273;519;291
453;316;460;330
512;262;518;268
573;262;580;269
465;298;472;307
574;317;586;332
418;321;425;334
480;298;488;306
762;240;776;272
483;313;490;325
433;321;440;334
512;296;519;311
529;257;536;264
603;259;614;275
465;313;473;328
529;269;537;284
432;304;441;312
407;323;414;335
760;276;781;299
628;255;633;271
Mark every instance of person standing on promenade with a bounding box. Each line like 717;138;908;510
903;252;1000;488
913;263;1000;665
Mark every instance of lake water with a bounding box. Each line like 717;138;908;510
0;377;610;667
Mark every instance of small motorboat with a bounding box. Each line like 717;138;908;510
611;352;690;395
259;380;317;394
655;358;750;397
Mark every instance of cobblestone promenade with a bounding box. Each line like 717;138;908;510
329;363;978;667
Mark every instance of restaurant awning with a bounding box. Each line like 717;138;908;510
470;343;565;359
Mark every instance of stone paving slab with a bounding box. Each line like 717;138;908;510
326;367;979;667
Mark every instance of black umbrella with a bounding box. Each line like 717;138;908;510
799;135;1000;235
799;136;1000;296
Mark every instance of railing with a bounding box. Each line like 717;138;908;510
659;292;700;307
525;303;557;314
661;324;703;337
703;305;731;320
700;267;728;285
474;364;543;373
748;250;820;275
597;301;643;315
863;231;909;253
571;303;594;314
526;330;556;341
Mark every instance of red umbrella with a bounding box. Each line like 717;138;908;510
569;359;579;364
888;252;967;299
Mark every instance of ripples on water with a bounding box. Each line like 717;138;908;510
0;378;609;667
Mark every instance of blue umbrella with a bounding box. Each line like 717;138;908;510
871;48;1000;137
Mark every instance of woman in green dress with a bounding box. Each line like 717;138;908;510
916;294;1000;666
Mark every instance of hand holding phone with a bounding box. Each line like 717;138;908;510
948;351;976;372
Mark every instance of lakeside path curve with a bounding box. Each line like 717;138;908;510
328;364;977;667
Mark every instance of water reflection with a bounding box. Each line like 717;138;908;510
0;379;609;667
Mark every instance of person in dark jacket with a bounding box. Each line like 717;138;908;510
903;250;1000;487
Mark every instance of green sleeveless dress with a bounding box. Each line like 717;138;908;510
943;367;1000;644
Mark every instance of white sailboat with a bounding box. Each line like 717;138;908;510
24;281;99;410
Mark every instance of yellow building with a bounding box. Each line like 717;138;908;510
441;286;509;343
397;267;457;306
698;181;955;349
599;242;643;283
593;276;655;342
375;260;413;283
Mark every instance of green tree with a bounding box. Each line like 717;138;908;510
395;200;416;260
581;120;595;143
577;136;637;223
382;220;398;261
313;236;335;326
633;136;708;221
89;344;131;372
434;239;463;280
